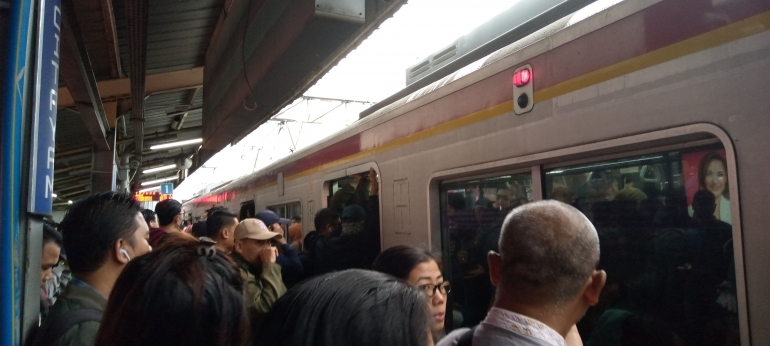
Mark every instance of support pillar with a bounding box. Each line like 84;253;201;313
91;133;117;192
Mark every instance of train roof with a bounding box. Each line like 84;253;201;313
189;0;637;202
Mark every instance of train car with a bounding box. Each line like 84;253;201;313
184;0;770;344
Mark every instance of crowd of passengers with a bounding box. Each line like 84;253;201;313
33;161;736;346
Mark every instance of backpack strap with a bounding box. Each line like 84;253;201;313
456;325;478;346
33;308;103;346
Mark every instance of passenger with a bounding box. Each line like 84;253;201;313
150;199;185;248
255;269;432;346
438;200;605;346
689;152;731;224
204;207;239;253
288;222;303;252
255;210;303;288
190;220;208;238
307;208;341;275
373;245;450;342
94;238;250;346
232;218;287;331
32;192;152;346
314;168;380;274
140;209;159;229
40;223;63;318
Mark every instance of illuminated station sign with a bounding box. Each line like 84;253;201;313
134;192;173;202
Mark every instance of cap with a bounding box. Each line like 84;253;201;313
255;210;291;226
341;204;366;222
234;219;283;241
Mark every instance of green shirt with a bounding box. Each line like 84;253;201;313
233;253;287;331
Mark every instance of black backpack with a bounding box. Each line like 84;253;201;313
29;308;102;346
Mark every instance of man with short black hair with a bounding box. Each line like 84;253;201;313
204;207;239;253
150;199;184;247
438;200;605;346
32;192;151;346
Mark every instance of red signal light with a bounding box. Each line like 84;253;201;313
512;68;531;87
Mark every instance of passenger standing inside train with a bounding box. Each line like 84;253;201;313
255;270;433;346
255;210;304;288
202;207;239;253
149;199;185;248
307;208;341;276
232;218;287;331
40;223;63;319
32;192;152;346
314;168;380;274
94;237;250;346
438;201;605;346
373;245;450;342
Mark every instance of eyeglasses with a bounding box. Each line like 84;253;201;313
417;282;451;297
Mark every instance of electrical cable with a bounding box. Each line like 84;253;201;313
241;0;257;111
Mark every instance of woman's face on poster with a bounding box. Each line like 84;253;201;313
705;159;727;198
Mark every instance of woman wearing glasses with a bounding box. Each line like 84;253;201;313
373;245;450;342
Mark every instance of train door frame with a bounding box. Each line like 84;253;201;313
321;161;382;249
427;123;748;342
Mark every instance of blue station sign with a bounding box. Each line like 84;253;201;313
28;0;62;216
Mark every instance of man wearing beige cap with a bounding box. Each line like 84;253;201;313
233;218;287;331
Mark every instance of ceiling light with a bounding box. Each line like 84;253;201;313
138;186;162;193
150;138;202;150
140;176;177;186
143;164;177;174
52;193;58;198
67;200;73;205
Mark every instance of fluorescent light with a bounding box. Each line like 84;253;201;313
138;186;161;193
143;164;177;174
140;176;177;186
67;200;73;205
150;138;202;150
52;193;58;198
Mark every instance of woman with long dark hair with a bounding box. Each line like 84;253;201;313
255;269;432;346
95;236;250;346
373;245;449;341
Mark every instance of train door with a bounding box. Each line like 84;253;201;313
239;200;255;220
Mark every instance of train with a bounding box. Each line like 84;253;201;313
184;0;770;344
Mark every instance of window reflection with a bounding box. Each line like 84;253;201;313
545;147;739;346
440;173;533;330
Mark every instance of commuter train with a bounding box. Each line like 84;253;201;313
185;0;770;344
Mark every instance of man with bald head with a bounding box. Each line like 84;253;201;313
438;200;606;346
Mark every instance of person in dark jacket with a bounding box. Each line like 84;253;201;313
32;192;152;346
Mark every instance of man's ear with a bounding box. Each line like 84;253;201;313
114;239;129;265
233;240;243;254
582;269;606;306
488;251;502;287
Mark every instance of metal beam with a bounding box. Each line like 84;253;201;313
116;126;203;146
100;0;123;78
60;0;110;150
125;0;149;162
58;68;204;108
54;163;91;174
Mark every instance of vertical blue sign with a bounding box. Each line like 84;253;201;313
28;0;62;216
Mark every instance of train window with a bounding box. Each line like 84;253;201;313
439;172;533;330
544;145;739;345
267;202;302;241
